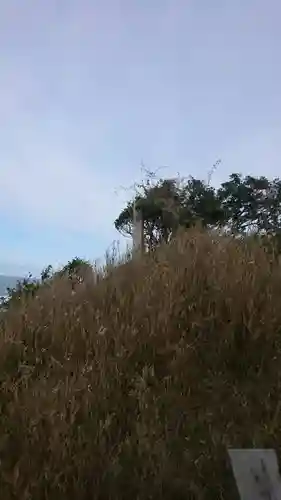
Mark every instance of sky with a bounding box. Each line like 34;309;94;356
0;0;281;276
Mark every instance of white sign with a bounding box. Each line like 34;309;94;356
228;449;281;499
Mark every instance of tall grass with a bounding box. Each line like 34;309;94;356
1;229;281;499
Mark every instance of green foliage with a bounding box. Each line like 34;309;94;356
0;258;92;311
115;170;281;249
179;177;224;228
0;273;40;310
60;257;91;278
218;173;281;234
115;172;223;249
57;257;93;287
40;264;54;282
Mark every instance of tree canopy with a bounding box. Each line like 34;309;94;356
114;173;224;250
114;171;281;250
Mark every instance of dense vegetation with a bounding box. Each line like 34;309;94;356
115;170;281;250
1;170;281;498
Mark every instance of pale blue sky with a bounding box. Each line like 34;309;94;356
0;0;281;276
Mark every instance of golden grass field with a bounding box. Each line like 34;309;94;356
1;229;281;499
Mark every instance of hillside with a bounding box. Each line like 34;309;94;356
1;230;281;499
0;274;22;296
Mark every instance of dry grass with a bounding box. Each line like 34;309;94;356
1;229;281;499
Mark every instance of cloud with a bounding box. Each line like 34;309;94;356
0;1;134;238
0;145;124;235
0;102;127;236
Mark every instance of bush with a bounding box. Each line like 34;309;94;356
1;229;281;499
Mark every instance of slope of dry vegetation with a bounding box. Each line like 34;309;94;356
1;230;281;499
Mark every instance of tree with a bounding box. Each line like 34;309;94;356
218;173;281;235
179;177;225;229
115;174;181;249
115;168;281;252
114;171;224;250
57;257;93;285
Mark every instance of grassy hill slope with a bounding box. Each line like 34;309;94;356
1;230;281;499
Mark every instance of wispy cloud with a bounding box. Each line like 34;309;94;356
0;142;121;235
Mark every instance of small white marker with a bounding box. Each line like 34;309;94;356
228;449;281;499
